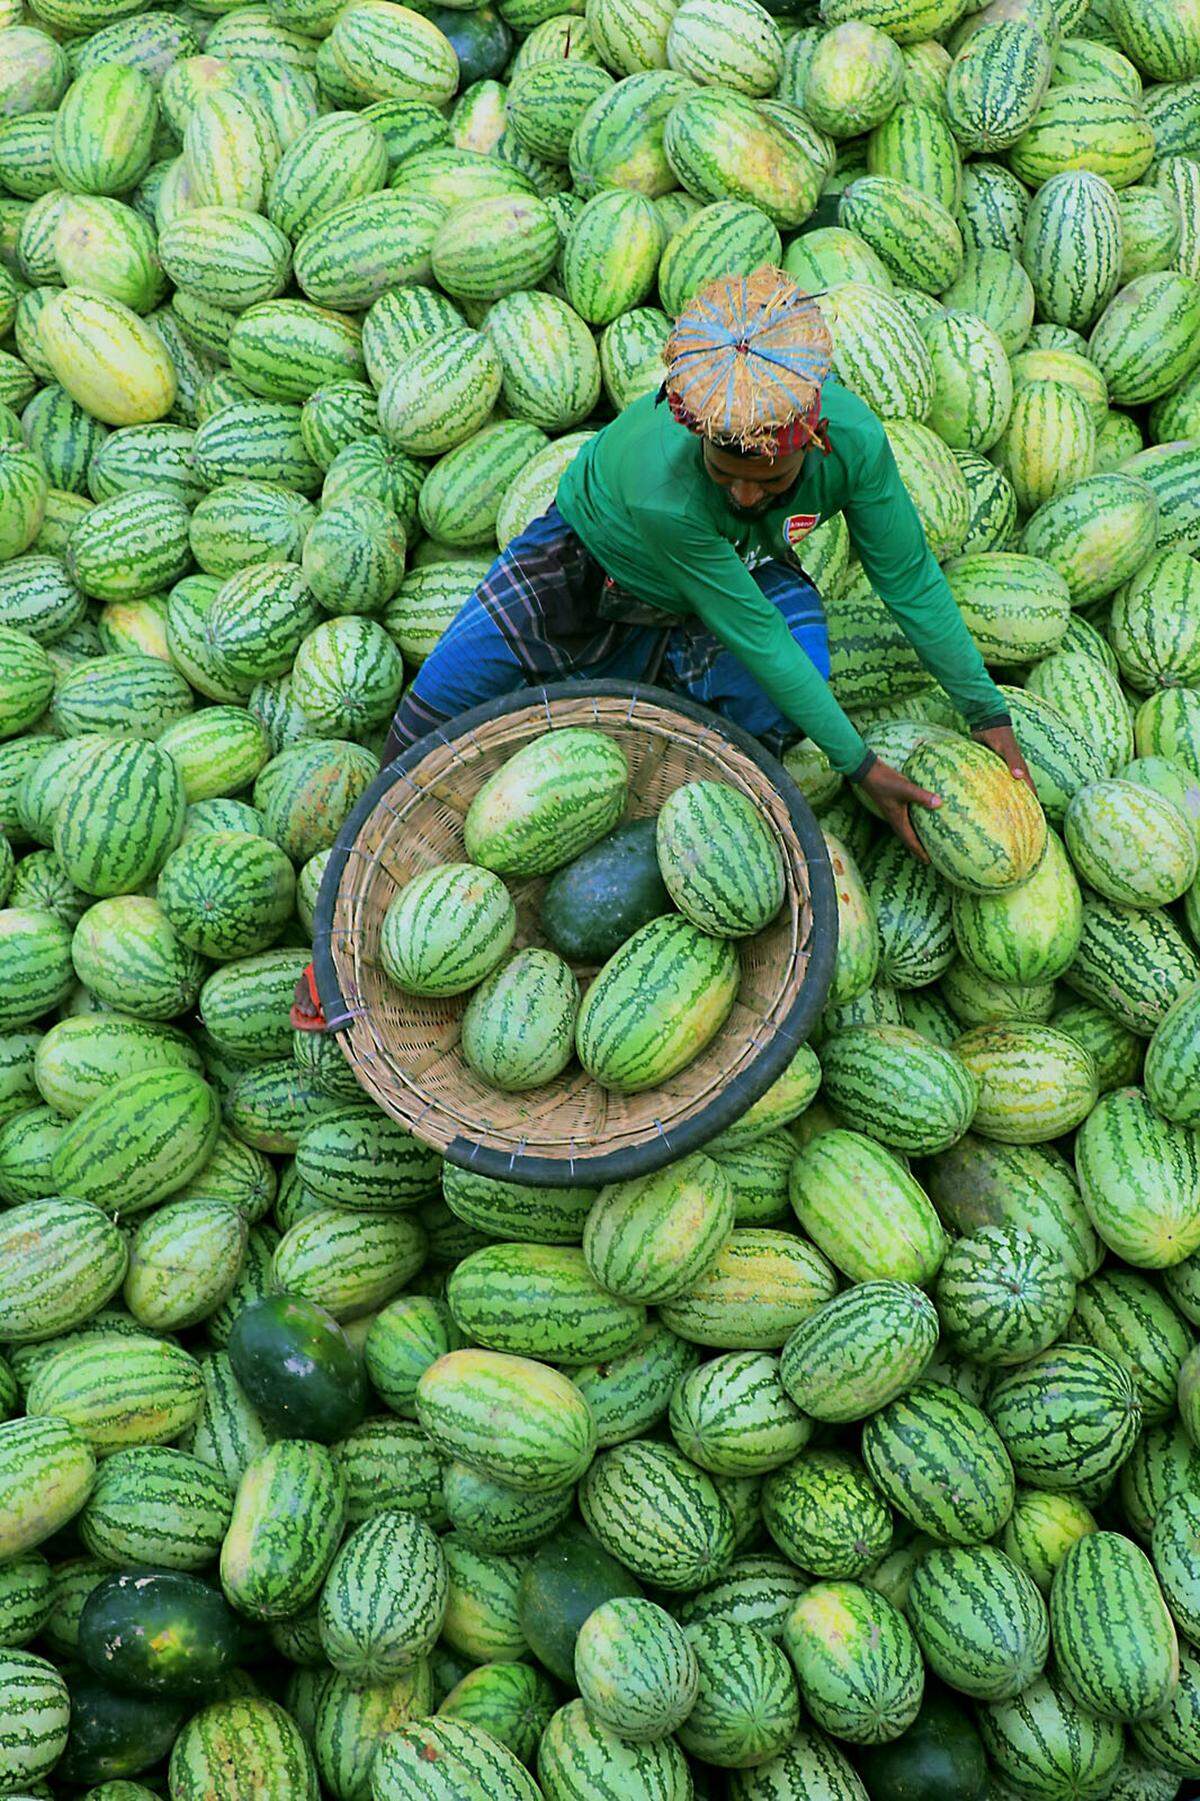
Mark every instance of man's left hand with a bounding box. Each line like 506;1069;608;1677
973;722;1036;792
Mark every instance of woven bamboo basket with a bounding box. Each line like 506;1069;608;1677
313;682;837;1186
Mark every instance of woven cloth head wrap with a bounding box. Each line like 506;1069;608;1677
663;265;835;458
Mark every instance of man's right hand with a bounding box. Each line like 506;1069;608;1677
855;759;942;862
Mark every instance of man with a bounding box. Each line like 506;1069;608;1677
382;264;1030;860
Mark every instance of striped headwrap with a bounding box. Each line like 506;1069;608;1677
663;266;835;457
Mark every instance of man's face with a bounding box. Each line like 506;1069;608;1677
702;440;808;518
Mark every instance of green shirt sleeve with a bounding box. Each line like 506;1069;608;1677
640;508;873;776
844;429;1010;727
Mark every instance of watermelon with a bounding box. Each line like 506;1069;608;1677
1051;1531;1179;1724
782;1580;923;1745
573;1595;698;1742
907;1544;1049;1700
579;1438;735;1591
169;1697;318;1801
946;21;1052;154
862;1383;1015;1545
977;1673;1124;1798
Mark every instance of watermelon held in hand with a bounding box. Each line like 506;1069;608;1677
904;737;1047;895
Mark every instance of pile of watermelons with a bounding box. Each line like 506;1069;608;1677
2;0;1200;1794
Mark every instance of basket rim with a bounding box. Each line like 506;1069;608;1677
313;679;838;1186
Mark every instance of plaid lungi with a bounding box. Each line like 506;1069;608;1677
388;504;828;756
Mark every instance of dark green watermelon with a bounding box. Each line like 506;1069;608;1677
227;1292;367;1442
857;1686;989;1801
538;817;673;965
517;1521;642;1684
425;4;513;83
56;1669;187;1785
79;1570;244;1699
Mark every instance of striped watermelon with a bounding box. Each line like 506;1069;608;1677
804;23;904;137
170;1698;318;1801
1109;549;1200;691
52;1067;219;1214
1089;272;1200;404
676;1618;799;1768
0;1196;127;1345
946;21;1052;154
461;950;580;1093
816;283;934;422
954;1023;1099;1144
661;88;824;230
325;2;461;107
763;1449;890;1579
839;175;963;294
977;1673;1124;1797
0;906;74;1029
466;729;626;877
582;1153;734;1304
671;1347;809;1479
0;1647;69;1786
658;200;781;320
158;831;296;961
221;1440;344;1624
1075;1085;1200;1268
656;781;783;938
782;1581;923;1745
868;102;961;213
862;1383;1015;1545
449;1243;645;1362
1066;778;1198;907
376;1716;541;1801
1010;84;1154;188
818;1025;978;1155
789;1129;947;1284
417;1350;596;1495
40;288;176;427
936;1222;1076;1366
990;1342;1142;1494
903;737;1047;895
0;1415;95;1560
1021;170;1123;331
952;826;1081;986
318;1508;447;1679
1066;893;1200;1041
908;1544;1049;1701
573;1595;698;1742
25;1332;204;1457
579;1438;735;1591
79;1444;233;1572
52;739;184;899
418;422;549;549
780;1281;938;1424
1051;1531;1179;1724
942;254;1031;365
576;915;739;1094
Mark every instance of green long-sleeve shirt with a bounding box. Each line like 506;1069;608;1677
556;380;1008;777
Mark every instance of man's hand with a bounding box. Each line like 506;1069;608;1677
855;759;941;861
973;722;1036;791
291;965;326;1033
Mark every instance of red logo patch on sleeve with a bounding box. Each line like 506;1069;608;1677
783;513;820;549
